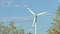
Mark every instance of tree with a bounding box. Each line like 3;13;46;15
19;27;24;34
9;21;16;34
47;6;60;34
0;22;5;34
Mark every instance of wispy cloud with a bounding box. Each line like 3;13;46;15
0;0;19;8
0;16;33;23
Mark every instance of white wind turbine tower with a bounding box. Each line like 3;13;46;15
24;4;47;34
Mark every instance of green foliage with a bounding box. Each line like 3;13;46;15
19;28;24;34
47;6;60;34
0;21;25;34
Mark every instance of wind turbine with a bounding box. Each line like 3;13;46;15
24;4;47;34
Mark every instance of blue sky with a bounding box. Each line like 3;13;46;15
0;0;59;34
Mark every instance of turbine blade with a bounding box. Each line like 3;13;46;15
32;17;36;27
27;8;36;15
30;17;36;32
37;12;47;16
24;4;35;15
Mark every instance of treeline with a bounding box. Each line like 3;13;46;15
0;21;24;34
